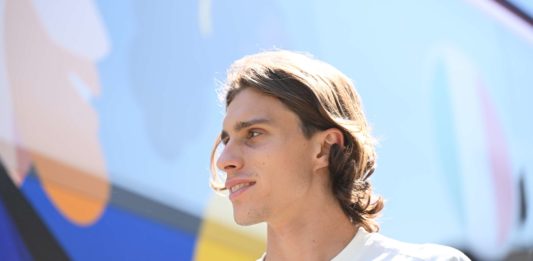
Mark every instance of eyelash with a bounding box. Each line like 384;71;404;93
221;129;263;146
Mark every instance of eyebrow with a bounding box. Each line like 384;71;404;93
220;118;271;141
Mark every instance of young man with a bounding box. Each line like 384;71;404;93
210;50;470;261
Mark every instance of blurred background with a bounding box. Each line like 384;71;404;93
1;0;532;260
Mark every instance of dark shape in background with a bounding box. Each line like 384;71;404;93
0;160;70;261
519;170;528;225
496;0;533;26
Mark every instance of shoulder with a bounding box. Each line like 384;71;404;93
333;228;471;261
411;243;471;261
364;232;471;261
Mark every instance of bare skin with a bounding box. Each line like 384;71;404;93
218;88;357;261
264;177;358;261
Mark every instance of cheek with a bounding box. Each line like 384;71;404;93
251;139;314;193
278;146;314;186
285;140;314;171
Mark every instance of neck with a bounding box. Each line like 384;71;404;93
264;184;357;261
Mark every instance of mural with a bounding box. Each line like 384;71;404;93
1;0;532;260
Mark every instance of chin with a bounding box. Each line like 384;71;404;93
233;209;263;226
234;216;261;226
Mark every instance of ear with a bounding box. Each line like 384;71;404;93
313;128;344;171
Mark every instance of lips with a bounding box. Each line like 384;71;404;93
226;179;256;200
230;182;253;193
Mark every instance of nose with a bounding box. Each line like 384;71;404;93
216;141;243;176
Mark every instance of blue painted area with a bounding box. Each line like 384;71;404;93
93;0;291;215
19;174;196;261
0;200;33;261
94;0;216;216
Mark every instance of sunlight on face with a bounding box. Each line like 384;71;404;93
218;88;317;225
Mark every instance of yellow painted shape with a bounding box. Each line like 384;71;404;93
195;218;264;261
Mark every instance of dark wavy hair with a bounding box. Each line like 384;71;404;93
210;50;384;232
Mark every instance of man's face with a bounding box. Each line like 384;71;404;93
217;88;318;225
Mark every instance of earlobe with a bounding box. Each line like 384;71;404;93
313;144;330;171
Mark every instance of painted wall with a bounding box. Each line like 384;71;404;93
1;0;531;260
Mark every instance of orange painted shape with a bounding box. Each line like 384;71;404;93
32;152;109;226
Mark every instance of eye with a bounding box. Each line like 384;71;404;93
246;129;262;139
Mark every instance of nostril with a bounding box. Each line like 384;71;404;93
224;164;237;171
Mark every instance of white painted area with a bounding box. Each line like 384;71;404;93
31;0;110;60
0;0;20;184
198;0;212;38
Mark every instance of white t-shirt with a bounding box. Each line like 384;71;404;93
257;228;471;261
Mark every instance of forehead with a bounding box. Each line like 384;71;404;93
223;88;299;130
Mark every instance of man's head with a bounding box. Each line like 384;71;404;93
211;50;383;232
